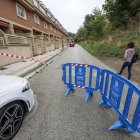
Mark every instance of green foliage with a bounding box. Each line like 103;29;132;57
75;27;86;43
80;31;140;58
103;0;140;29
80;42;123;58
84;8;105;40
128;0;140;17
75;1;140;58
75;8;106;42
68;32;75;38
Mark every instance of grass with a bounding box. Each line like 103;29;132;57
80;31;140;58
81;42;124;58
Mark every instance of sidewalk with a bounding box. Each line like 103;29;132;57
0;49;63;78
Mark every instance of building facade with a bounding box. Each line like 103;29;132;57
0;0;68;66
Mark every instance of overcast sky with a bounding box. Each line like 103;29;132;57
41;0;105;33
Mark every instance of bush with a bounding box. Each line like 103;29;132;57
81;42;124;58
80;31;140;59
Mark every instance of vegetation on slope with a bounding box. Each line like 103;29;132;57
75;0;140;58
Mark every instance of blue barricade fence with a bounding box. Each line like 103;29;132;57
99;69;140;133
62;63;101;102
62;63;140;133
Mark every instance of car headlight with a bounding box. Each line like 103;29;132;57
22;83;30;92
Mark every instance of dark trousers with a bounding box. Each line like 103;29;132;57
119;62;133;80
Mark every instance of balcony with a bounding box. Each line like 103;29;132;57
0;37;5;47
34;35;43;39
5;34;30;45
34;38;42;47
25;0;34;5
16;0;34;11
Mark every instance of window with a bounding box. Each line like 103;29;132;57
44;22;48;29
34;14;40;24
47;13;51;18
40;6;46;15
46;10;52;18
52;18;55;22
16;3;26;20
33;0;38;7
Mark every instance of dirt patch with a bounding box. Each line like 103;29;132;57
97;56;140;86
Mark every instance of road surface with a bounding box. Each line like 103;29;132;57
14;45;139;140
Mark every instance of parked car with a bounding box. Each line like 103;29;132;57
0;75;34;140
69;42;75;47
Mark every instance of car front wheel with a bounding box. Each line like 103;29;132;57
0;101;25;140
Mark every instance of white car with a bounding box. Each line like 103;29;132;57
0;75;34;140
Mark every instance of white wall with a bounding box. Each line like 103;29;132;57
0;45;32;66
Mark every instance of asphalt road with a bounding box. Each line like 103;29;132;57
14;45;139;140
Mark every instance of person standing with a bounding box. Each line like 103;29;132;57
118;42;135;80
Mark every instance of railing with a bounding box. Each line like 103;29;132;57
44;35;49;40
0;37;5;47
15;33;31;37
34;35;43;39
26;0;34;5
34;38;42;47
43;39;49;46
5;34;29;45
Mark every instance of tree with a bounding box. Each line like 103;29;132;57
84;8;105;40
68;32;75;38
103;0;140;29
75;27;86;43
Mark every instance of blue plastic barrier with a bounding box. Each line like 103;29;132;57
62;63;100;102
99;69;140;133
62;63;140;133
